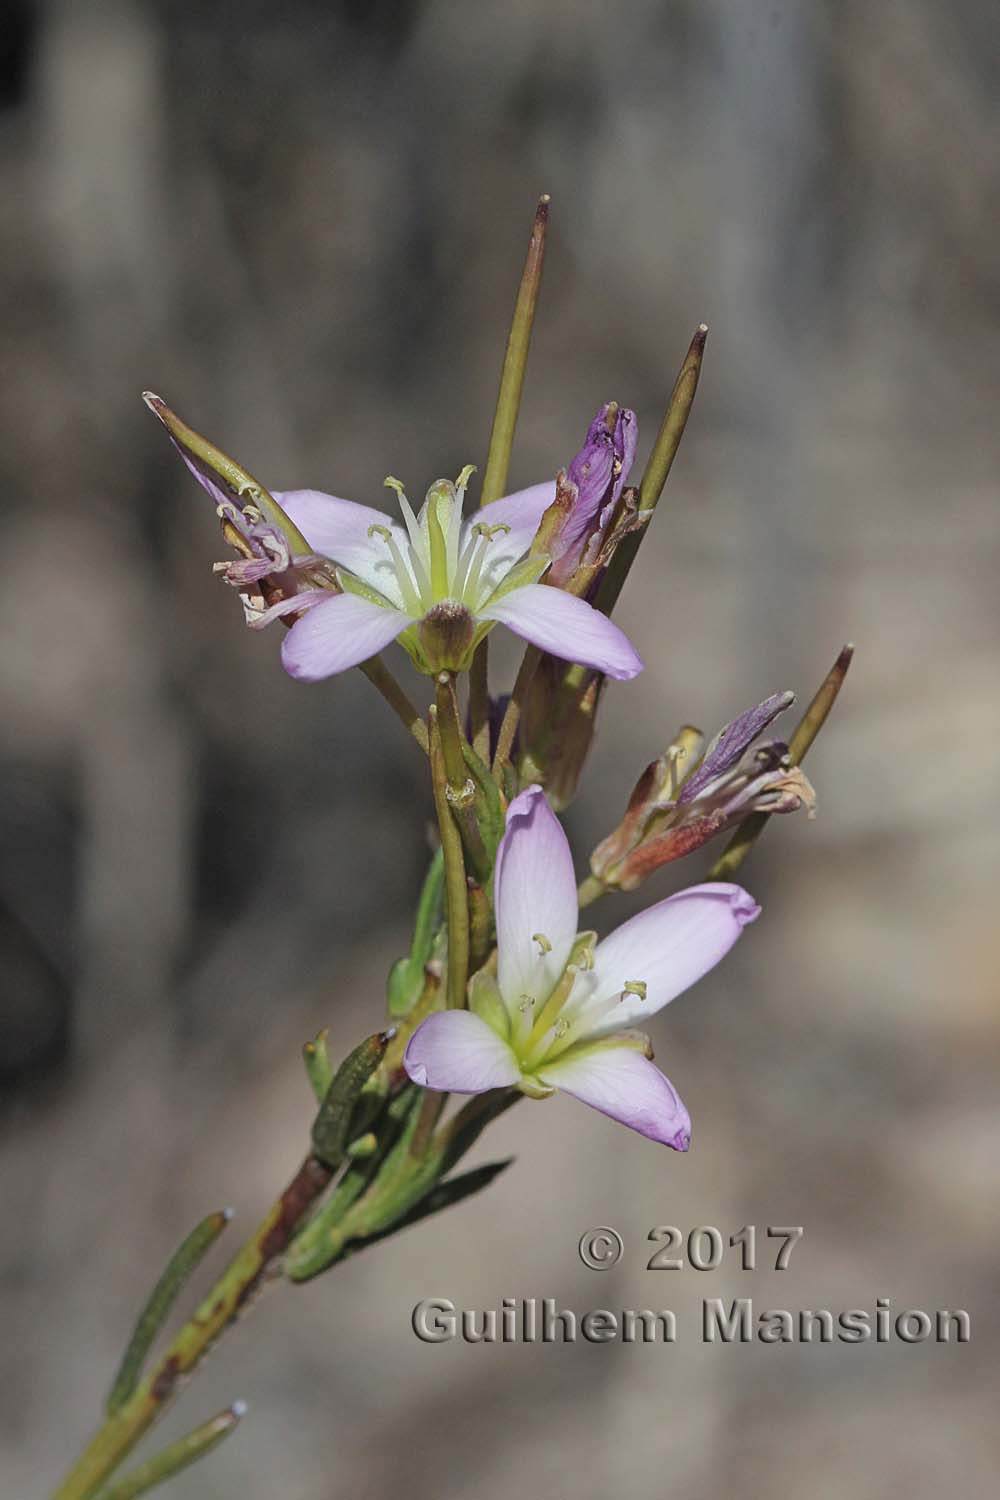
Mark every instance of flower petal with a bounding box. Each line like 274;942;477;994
479;584;643;680
479;482;556;557
678;691;795;804
494;785;578;1017
536;1044;691;1149
403;1010;522;1093
275;489;412;608
573;883;760;1038
280;591;408;681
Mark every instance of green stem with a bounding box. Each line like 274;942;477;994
435;674;490;880
492;645;541;776
479;195;550;507
595;324;707;618
51;1156;334;1500
576;873;607;910
359;657;428;753
708;644;854;879
468;640;491;762
428;708;470;1009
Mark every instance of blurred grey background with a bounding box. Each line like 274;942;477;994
2;0;997;1495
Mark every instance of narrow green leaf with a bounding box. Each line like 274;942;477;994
388;848;445;1017
338;1159;514;1258
91;1403;245;1500
302;1029;333;1104
105;1211;231;1416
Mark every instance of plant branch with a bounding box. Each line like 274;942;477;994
359;656;429;753
51;1156;334;1500
492;645;541;777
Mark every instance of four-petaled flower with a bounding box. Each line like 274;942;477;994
149;391;645;685
271;469;642;681
404;785;759;1149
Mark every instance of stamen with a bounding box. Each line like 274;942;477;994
518;996;535;1015
554;1018;570;1039
459;529;493;607
378;482;432;607
474;522;511;541
533;932;552;955
383;535;422;614
395;490;426;557
453;526;488;602
366;522;421;613
663;744;687;800
622;980;647;1001
455;463;477;491
525;963;579;1051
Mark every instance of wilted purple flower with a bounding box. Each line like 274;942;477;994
546;402;639;586
147;395;643;683
404;785;759;1149
590;692;816;891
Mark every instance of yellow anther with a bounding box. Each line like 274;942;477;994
455;463;476;490
473;521;512;542
383;475;406;497
622;980;647;1001
518;995;536;1014
532;932;552;955
554;1018;570;1040
367;523;392;542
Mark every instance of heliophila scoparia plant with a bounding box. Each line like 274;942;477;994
52;198;851;1500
